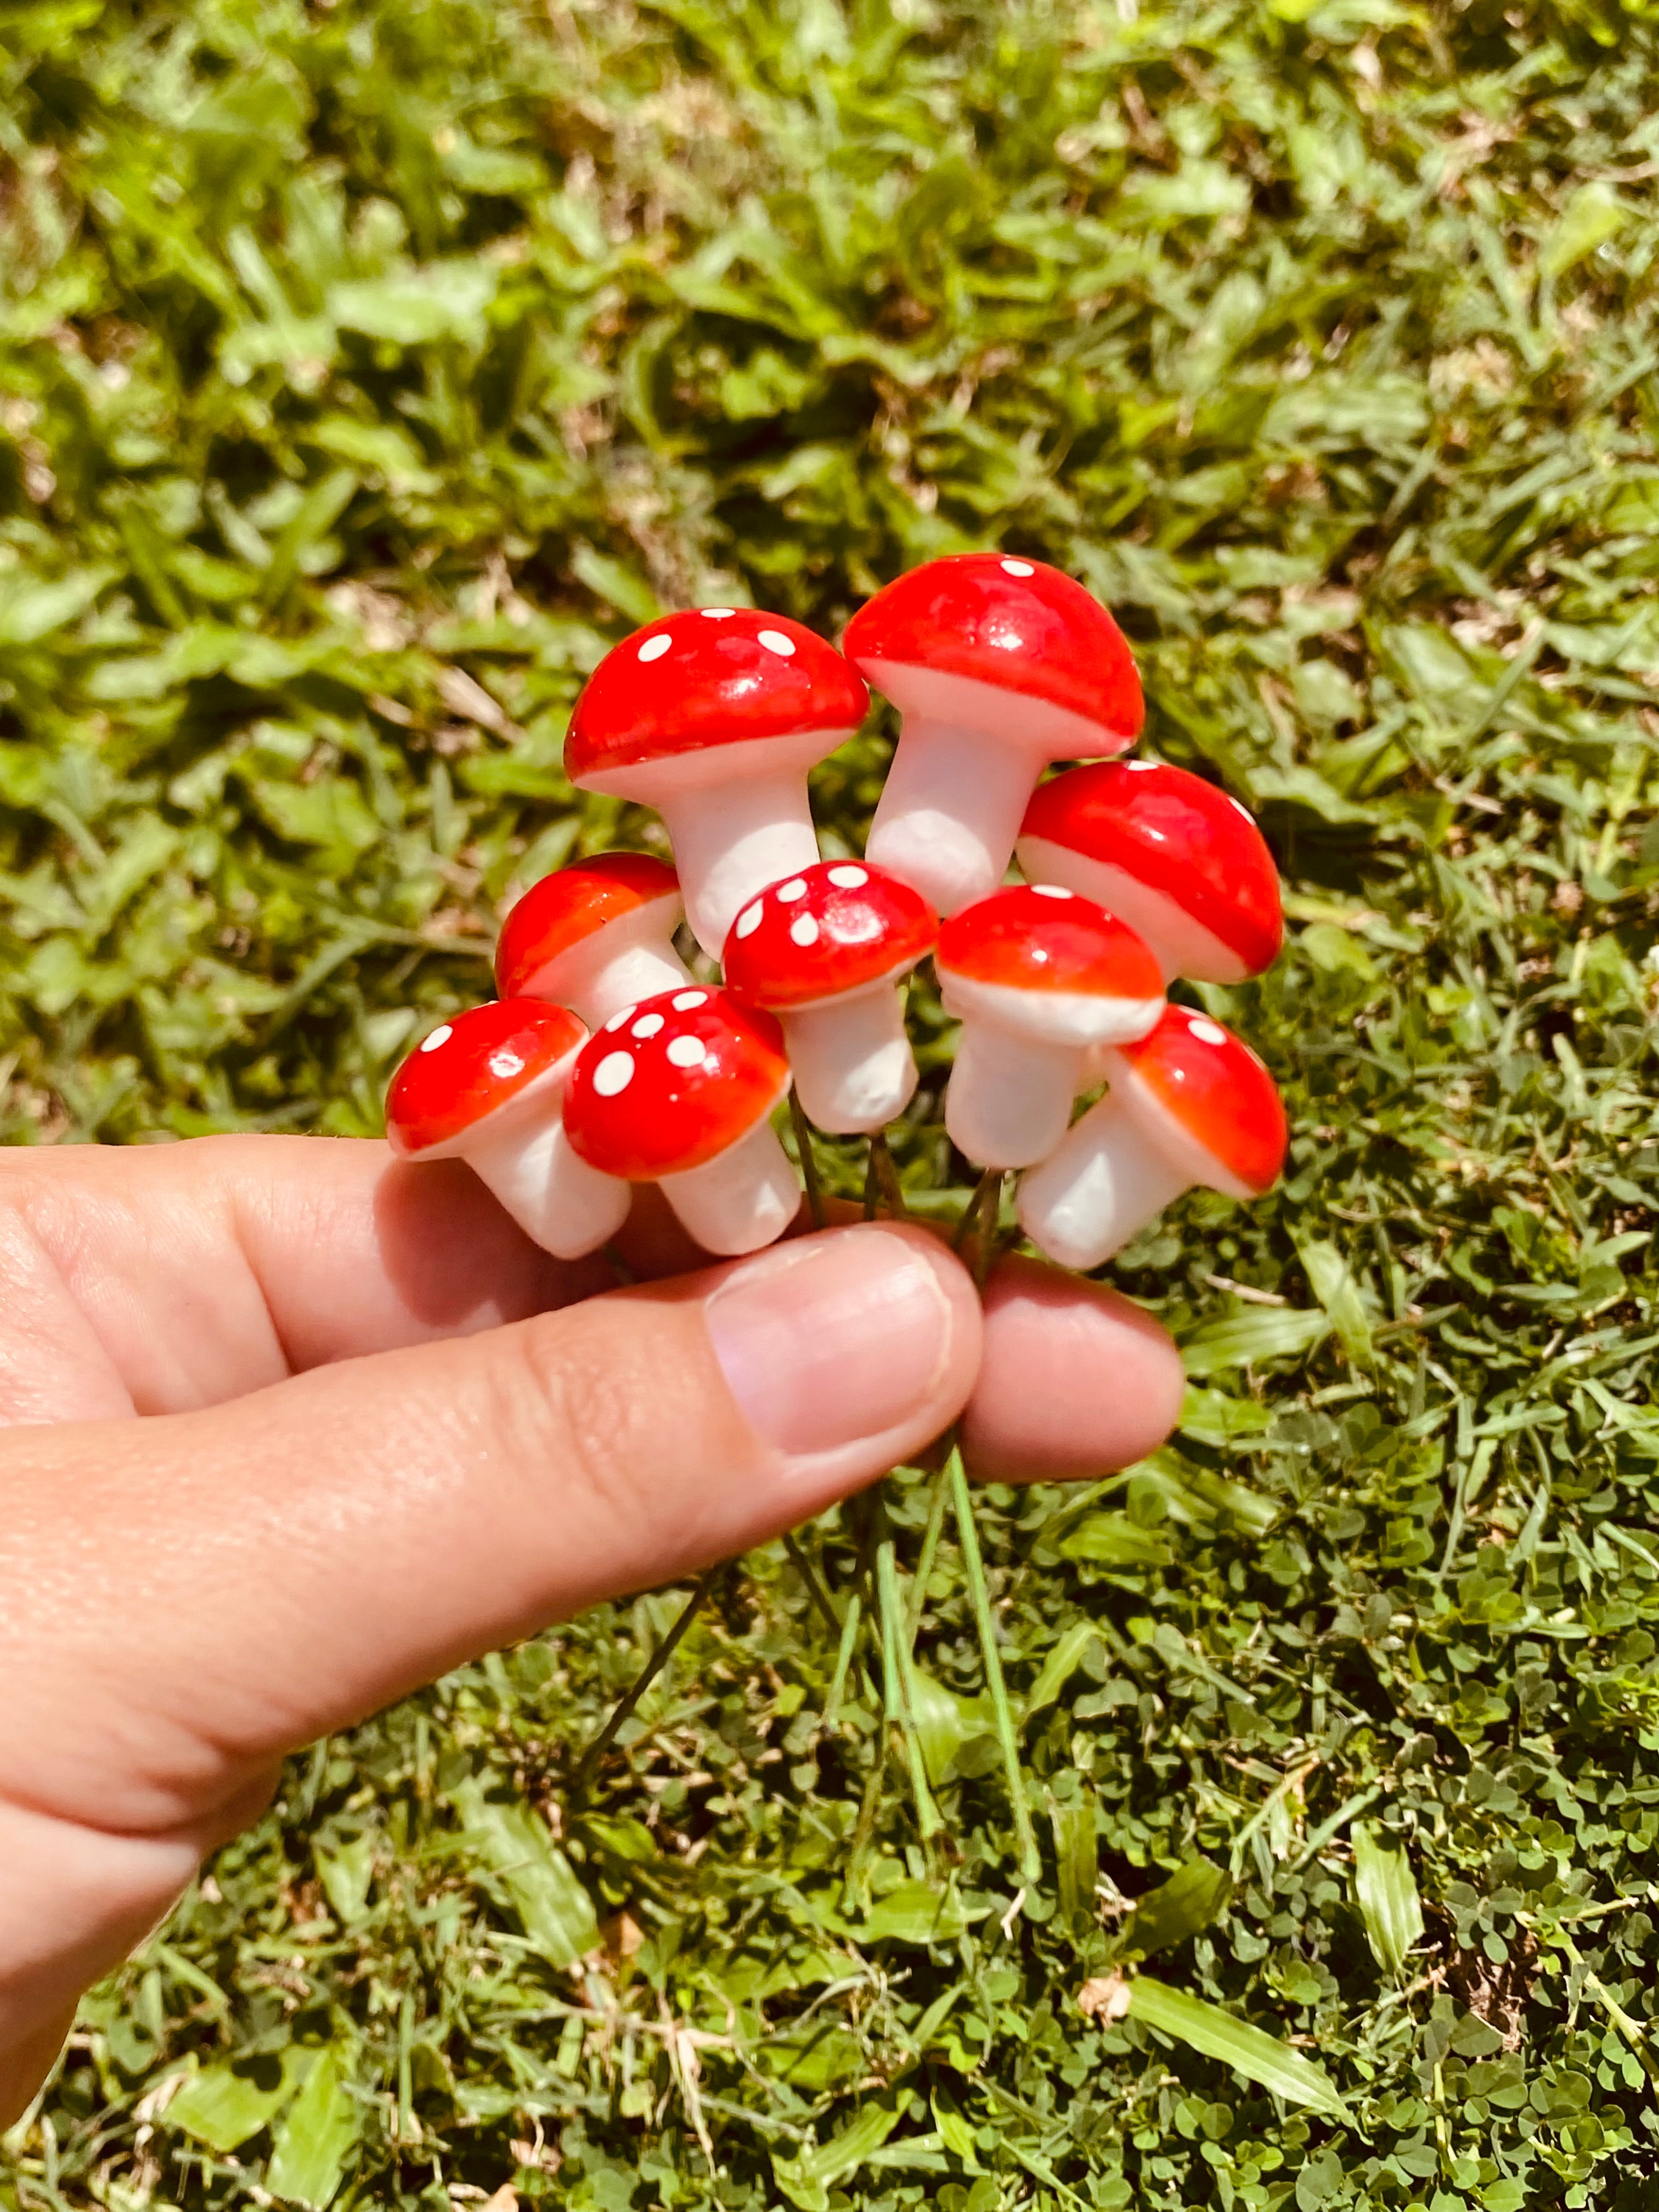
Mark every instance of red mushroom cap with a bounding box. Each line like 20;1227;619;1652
386;1000;585;1156
842;553;1142;746
562;986;789;1181
722;860;938;1009
565;609;869;783
1110;1003;1286;1194
1019;761;1282;976
495;853;681;1000
935;884;1163;1002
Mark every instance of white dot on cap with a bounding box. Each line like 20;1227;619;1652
1125;758;1156;771
776;877;809;903
1001;558;1035;576
672;989;707;1011
733;902;764;939
488;1048;524;1079
700;607;736;619
1190;1018;1228;1046
666;1034;707;1069
420;1023;453;1053
592;1050;636;1096
605;1006;635;1031
637;634;672;663
631;1012;665;1039
789;913;820;947
827;864;868;888
757;629;796;657
1030;883;1074;899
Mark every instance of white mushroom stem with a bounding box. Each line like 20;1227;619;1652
560;936;694;1028
659;1116;800;1255
464;1108;631;1259
944;1025;1085;1170
781;983;918;1136
539;1122;634;1258
1015;1092;1198;1269
867;719;1045;916
660;777;822;959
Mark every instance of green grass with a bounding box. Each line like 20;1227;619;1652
4;0;1659;2205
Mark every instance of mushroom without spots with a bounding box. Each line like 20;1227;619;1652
934;884;1165;1169
1016;1002;1287;1268
721;860;938;1133
844;552;1143;916
562;986;798;1255
385;1000;631;1259
563;609;869;959
495;851;693;1026
1018;760;1283;985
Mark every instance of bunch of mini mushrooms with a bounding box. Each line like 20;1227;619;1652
385;554;1288;1266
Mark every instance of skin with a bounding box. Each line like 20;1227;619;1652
0;1135;1184;2125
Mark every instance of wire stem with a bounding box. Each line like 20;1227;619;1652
867;1131;907;1218
947;1444;1040;1881
573;1565;721;1788
788;1086;826;1230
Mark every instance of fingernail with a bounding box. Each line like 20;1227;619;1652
705;1230;955;1459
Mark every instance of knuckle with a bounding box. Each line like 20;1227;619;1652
493;1302;684;1525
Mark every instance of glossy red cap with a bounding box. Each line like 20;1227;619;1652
386;1000;585;1155
935;884;1163;1000
495;853;681;999
842;554;1142;743
722;860;937;1009
562;987;789;1180
1114;1003;1286;1192
565;609;869;782
1020;761;1282;974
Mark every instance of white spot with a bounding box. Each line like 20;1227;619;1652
1228;794;1255;821
733;902;764;939
592;1050;636;1096
1000;558;1035;576
488;1048;524;1079
631;1012;665;1038
1189;1019;1228;1047
776;877;809;903
757;629;797;657
700;607;736;619
605;1006;636;1031
420;1023;453;1053
637;634;672;663
1030;883;1074;899
667;1034;707;1069
1125;758;1157;771
672;989;707;1011
789;913;820;947
827;864;868;888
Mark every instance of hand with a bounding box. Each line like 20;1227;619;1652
0;1135;1184;2124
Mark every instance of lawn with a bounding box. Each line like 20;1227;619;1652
3;0;1659;2206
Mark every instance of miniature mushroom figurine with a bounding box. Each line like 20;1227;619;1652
1017;760;1283;984
563;608;870;960
721;859;938;1135
1017;1002;1288;1269
385;1000;631;1260
934;883;1165;1170
562;986;798;1255
843;552;1143;916
495;851;694;1027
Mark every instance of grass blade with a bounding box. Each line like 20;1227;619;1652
1127;1977;1348;2120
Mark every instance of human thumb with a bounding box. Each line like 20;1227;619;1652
1;1222;979;1842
